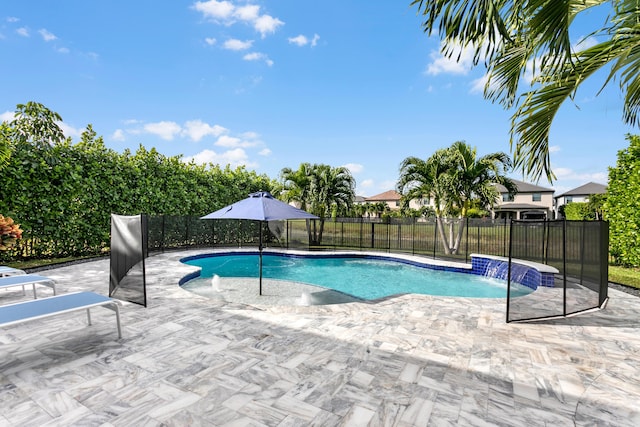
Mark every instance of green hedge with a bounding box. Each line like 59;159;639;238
0;127;274;261
605;134;640;267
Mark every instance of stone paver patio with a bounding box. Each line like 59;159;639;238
1;249;639;426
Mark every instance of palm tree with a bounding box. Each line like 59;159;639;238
446;141;516;252
308;164;355;242
279;163;356;244
397;150;457;252
411;0;639;183
397;141;515;254
279;162;314;210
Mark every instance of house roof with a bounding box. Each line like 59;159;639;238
495;179;554;194
555;182;607;199
354;195;366;203
365;190;401;202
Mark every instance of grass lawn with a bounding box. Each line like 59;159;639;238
609;265;640;289
5;256;102;271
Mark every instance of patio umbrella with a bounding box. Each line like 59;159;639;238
200;191;318;295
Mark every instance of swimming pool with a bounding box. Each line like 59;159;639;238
181;252;534;300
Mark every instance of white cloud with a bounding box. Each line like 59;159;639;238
259;148;271;156
553;167;608;183
215;135;241;147
549;145;561;153
38;28;57;42
58;121;82;139
343;163;364;174
7;17;19;23
243;52;273;66
234;4;260;21
57;47;70;54
215;134;259;148
240;131;259;139
112;129;126;141
289;33;320;47
192;1;283;38
184;147;256;169
253;15;283;38
143;121;182;140
425;41;477;76
470;75;487;94
205;37;216;45
183;120;228;141
553;167;573;178
16;27;29;37
358;179;375;195
192;0;235;21
288;35;308;47
223;38;253;50
0;111;14;123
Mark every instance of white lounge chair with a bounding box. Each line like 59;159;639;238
0;292;122;339
0;274;56;299
0;266;26;277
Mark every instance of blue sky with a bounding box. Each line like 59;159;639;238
1;1;633;197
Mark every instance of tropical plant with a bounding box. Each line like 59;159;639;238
411;0;640;183
604;134;640;267
278;163;314;211
279;163;355;244
397;141;515;254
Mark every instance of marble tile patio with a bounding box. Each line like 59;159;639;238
1;249;639;426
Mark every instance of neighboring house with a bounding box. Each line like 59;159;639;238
353;195;366;205
365;190;403;214
492;179;555;220
554;182;607;218
363;190;433;217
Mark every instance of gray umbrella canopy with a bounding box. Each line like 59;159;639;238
200;191;318;295
201;191;318;222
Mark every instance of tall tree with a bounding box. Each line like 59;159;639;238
446;141;516;251
279;163;355;244
279;163;314;210
411;0;640;183
1;102;65;170
397;141;514;254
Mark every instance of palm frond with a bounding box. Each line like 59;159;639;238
512;39;619;181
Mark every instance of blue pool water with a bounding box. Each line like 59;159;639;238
183;253;534;300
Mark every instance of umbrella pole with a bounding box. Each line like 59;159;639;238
259;224;263;295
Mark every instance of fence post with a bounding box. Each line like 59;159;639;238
412;219;415;255
161;215;166;252
503;217;507;257
562;219;567;317
433;218;437;259
477;219;480;255
185;216;190;246
465;217;469;263
371;223;375;249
